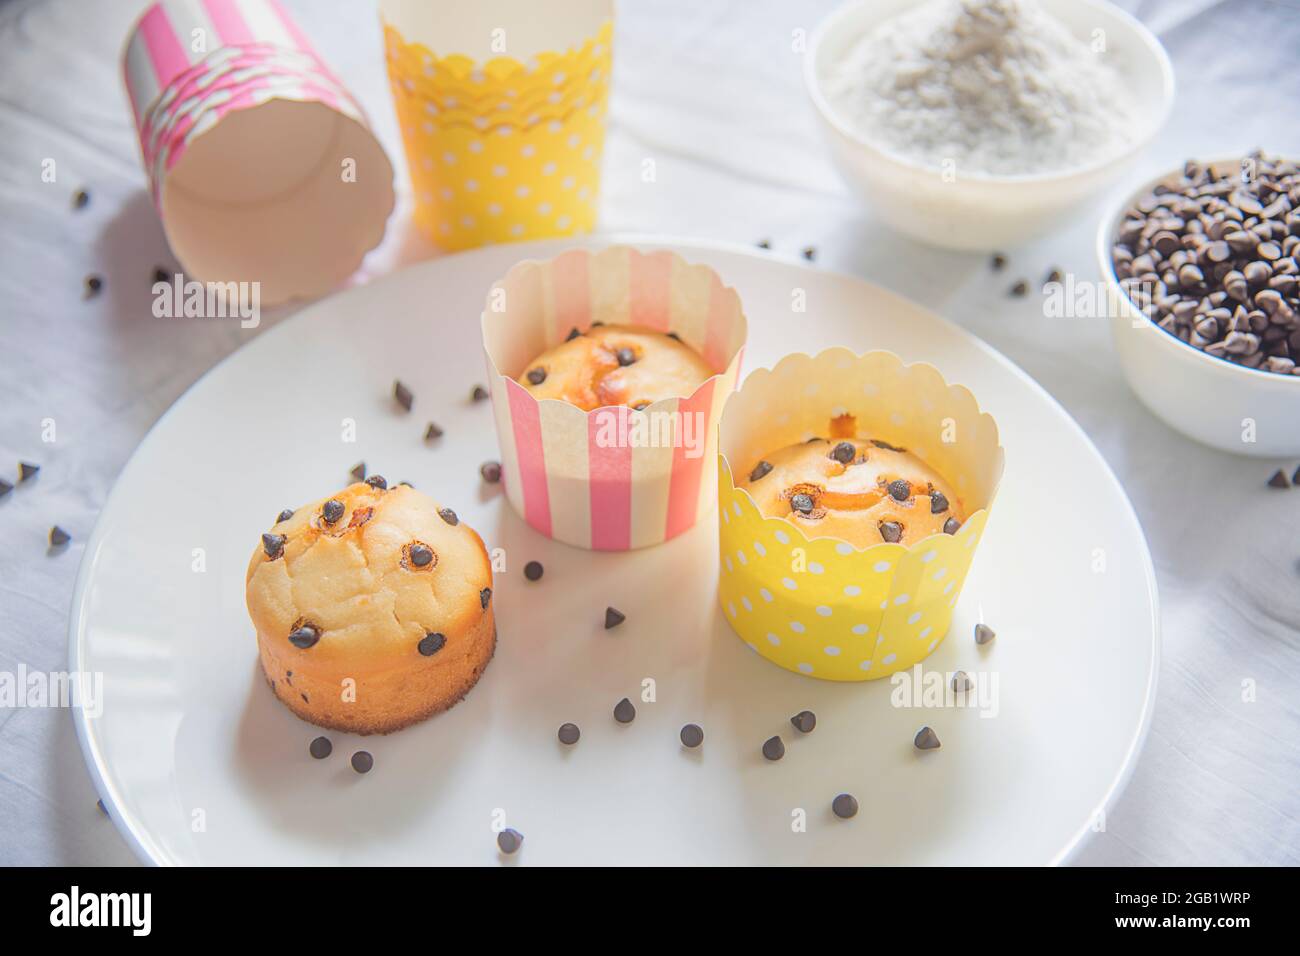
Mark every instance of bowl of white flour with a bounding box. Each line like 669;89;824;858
807;0;1174;250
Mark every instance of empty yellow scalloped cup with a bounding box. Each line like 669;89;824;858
380;0;612;251
717;349;1004;681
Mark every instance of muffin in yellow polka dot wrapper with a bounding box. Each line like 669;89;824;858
381;0;612;251
717;349;1004;681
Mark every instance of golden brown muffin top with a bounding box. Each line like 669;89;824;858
517;323;714;411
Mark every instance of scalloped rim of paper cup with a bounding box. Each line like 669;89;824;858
718;348;1005;555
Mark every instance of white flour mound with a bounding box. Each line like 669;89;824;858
824;0;1139;176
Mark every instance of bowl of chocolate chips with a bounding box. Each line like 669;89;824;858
1101;152;1300;457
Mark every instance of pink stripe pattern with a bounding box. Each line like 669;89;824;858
664;376;717;541
506;379;553;539
587;408;633;550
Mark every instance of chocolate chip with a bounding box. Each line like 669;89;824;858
930;491;950;513
887;479;910;501
604;606;625;629
974;623;996;645
409;543;434;567
879;520;903;543
288;623;320;649
666;331;682;342
616;347;636;366
96;799;107;816
1045;268;1063;285
72;188;89;210
49;526;71;547
526;367;547;385
991;253;1006;271
0;480;12;498
943;517;961;535
1010;280;1027;297
914;726;941;751
322;499;344;524
480;587;492;609
952;670;973;693
276;508;294;523
84;275;102;297
364;475;388;490
749;460;773;482
524;560;543;581
152;267;169;285
1267;468;1290;488
261;533;286;559
871;439;906;452
481;461;502;483
471;385;489;402
631;401;651;411
802;246;816;261
350;751;373;774
790;493;815;515
566;327;581;341
679;723;704;748
438;507;459;526
350;462;366;482
757;239;771;249
830;441;856;464
394;380;414;411
558;722;580;745
762;735;785;761
790;710;816;734
18;462;39;482
425;422;444;440
613;697;636;723
418;632;446;656
832;793;859;819
309;736;332;759
1294;465;1300;485
497;828;523;854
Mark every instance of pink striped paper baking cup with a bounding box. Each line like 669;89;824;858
482;247;749;550
123;0;394;305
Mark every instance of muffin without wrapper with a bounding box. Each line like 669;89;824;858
245;482;495;733
717;349;1003;681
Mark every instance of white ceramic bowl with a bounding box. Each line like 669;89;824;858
1099;159;1300;458
805;0;1175;251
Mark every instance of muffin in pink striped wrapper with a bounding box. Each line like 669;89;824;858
481;247;748;550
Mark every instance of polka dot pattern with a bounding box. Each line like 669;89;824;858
716;459;988;681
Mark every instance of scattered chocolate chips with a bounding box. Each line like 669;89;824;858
0;479;12;498
409;543;435;567
18;462;39;483
322;499;345;524
762;735;785;761
566;327;581;341
887;479;910;501
152;267;169;285
471;385;489;402
480;587;492;609
991;253;1006;271
914;726;941;751
943;517;961;535
72;188;89;210
394;380;414;411
790;710;816;734
790;493;815;515
749;460;773;482
425;422;444;440
261;533;286;560
526;367;547;385
951;670;973;693
1045;268;1064;285
930;491;950;514
879;521;903;543
84;275;103;297
679;723;704;748
365;474;388;490
309;736;332;759
558;722;581;745
974;623;996;645
481;461;502;483
524;560;544;581
829;441;856;465
832;793;859;819
438;507;459;526
802;246;816;261
49;526;71;547
1267;469;1290;488
1009;280;1027;297
350;751;374;774
613;697;636;723
418;632;446;656
604;606;625;629
497;828;523;854
288;623;321;649
276;508;294;523
616;347;637;366
350;462;366;482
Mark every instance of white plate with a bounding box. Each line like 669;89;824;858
71;237;1159;865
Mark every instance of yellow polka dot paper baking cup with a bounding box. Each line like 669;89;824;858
717;350;1004;681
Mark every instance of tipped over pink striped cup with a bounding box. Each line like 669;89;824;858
481;247;748;550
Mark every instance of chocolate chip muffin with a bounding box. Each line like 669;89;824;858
743;416;965;547
246;481;495;734
517;324;715;411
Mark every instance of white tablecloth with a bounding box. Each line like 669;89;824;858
1;0;1297;866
